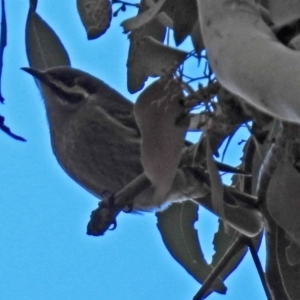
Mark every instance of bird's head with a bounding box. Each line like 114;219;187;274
21;66;100;105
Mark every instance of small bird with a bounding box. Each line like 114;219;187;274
22;66;208;209
22;66;262;236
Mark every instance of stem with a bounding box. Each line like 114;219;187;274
247;239;272;300
193;235;245;300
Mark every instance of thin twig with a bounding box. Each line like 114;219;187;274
247;238;273;300
193;235;245;300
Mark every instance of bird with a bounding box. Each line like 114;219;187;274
22;66;209;208
22;66;262;236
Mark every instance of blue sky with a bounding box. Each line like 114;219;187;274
0;1;266;299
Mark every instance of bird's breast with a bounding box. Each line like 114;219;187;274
50;113;143;199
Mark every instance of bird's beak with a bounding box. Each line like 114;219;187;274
21;67;46;81
21;67;57;91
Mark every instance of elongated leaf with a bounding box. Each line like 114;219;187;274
190;20;205;52
198;0;300;124
212;219;262;282
134;79;188;204
127;0;166;93
29;0;37;10
285;238;300;266
267;160;300;247
276;224;300;299
156;201;227;294
25;4;70;70
77;0;112;40
196;190;263;238
206;135;224;219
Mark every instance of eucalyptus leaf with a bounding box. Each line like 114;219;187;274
285;237;300;266
198;0;300;124
206;135;224;219
134;79;189;204
276;224;300;299
162;0;198;45
77;0;112;40
190;20;205;53
126;0;166;93
156;201;227;294
212;219;262;282
127;36;187;93
29;0;37;11
267;160;300;247
25;4;70;70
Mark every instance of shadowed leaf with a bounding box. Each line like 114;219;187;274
198;0;300;123
267;160;300;247
126;0;166;93
156;201;227;294
127;36;187;93
276;224;300;299
206;135;224;219
134;79;189;203
190;20;205;52
25;4;70;70
211;219;262;282
285;238;300;266
77;0;112;40
162;0;198;45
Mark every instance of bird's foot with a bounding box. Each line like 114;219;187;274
87;192;120;236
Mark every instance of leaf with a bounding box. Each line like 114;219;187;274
126;0;166;93
206;135;224;219
285;237;300;266
156;11;173;28
25;4;70;70
77;0;112;40
211;219;262;282
190;20;205;53
121;0;166;32
267;160;300;247
29;0;37;11
196;190;263;237
127;36;187;93
269;0;300;26
156;201;227;294
134;79;189;204
162;0;198;45
276;224;300;299
198;0;300;124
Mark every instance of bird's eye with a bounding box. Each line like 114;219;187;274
52;81;85;104
75;76;98;94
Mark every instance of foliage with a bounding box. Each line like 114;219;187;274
3;0;300;299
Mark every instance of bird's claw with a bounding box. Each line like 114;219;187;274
87;193;120;236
